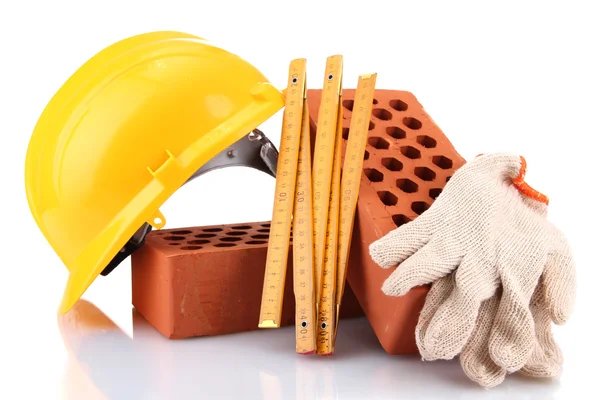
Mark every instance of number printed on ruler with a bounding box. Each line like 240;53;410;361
258;58;307;328
316;93;343;355
335;73;377;336
293;96;316;353
312;55;343;298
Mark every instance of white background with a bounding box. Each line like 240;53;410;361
1;1;599;399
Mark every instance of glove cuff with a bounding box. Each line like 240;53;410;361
512;156;549;205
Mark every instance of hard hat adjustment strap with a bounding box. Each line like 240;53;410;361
101;223;152;276
186;129;278;181
100;129;280;276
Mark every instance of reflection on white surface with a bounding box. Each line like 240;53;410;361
58;300;561;400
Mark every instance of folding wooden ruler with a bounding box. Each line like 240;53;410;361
312;55;343;355
335;73;377;336
258;58;307;330
292;81;316;354
259;56;376;356
316;95;344;355
312;55;343;307
315;73;377;355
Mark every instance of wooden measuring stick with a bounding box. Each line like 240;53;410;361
312;55;343;314
316;95;344;355
334;73;377;339
258;58;307;328
292;95;316;354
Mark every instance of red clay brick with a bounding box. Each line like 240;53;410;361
307;89;466;354
131;221;364;339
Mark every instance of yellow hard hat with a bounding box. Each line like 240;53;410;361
25;31;285;314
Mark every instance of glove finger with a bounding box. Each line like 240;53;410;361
520;284;563;378
520;348;561;379
421;254;487;359
489;272;537;373
369;211;435;269
459;293;506;388
381;237;461;297
415;275;454;360
543;230;576;325
534;281;563;364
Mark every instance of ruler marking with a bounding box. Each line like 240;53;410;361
316;94;344;355
259;56;375;358
312;55;343;311
334;73;377;338
258;59;307;328
293;95;316;354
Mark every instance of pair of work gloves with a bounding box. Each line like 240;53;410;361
369;152;576;388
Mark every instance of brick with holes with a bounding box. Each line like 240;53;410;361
307;89;466;354
131;221;364;339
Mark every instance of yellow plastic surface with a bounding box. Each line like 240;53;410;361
25;31;284;314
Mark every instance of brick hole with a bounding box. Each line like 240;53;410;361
377;191;398;206
373;98;379;105
163;236;185;241
389;99;408;112
397;178;419;193
342;128;349;140
226;231;246;236
429;188;443;200
203;228;223;232
343;99;354;111
262;223;271;228
372;108;392;121
417;135;437;148
368;137;390;150
215;243;236;248
412;201;430;215
369;121;375;130
400;145;421;159
247;240;267;245
364;168;383;182
171;230;192;235
446;176;452;182
403;117;422;130
386;126;406;140
232;225;252;230
364;150;370;160
415;166;436;181
381;157;403;171
252;234;270;240
181;245;203;250
188;239;210;245
433;155;453;170
392;214;412;227
257;228;270;233
220;237;242;242
195;233;217;238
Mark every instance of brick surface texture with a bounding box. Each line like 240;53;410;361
131;221;364;339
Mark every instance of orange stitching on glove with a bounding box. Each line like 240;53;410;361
475;153;549;205
512;156;549;205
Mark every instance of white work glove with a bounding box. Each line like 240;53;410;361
369;152;576;373
419;273;564;387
